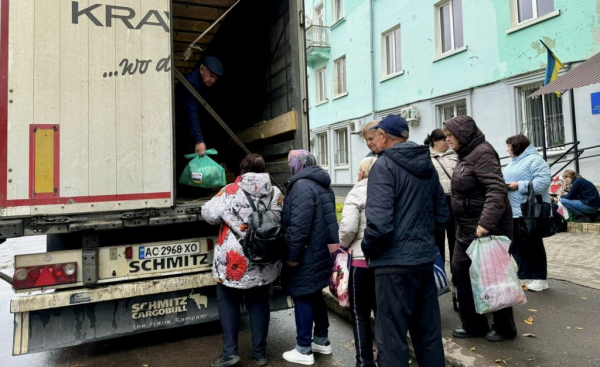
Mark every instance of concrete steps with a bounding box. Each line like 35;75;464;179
567;221;600;234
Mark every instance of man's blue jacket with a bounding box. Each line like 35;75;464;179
361;141;450;268
179;68;211;145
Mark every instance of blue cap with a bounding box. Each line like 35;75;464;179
203;56;224;76
370;114;409;136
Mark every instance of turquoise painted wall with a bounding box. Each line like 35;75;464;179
305;0;373;128
306;0;600;124
374;0;600;111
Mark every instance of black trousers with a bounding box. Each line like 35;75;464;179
452;241;517;336
374;267;445;367
434;195;456;264
509;220;548;280
349;266;377;367
216;283;271;359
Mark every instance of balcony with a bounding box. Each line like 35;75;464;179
305;25;330;63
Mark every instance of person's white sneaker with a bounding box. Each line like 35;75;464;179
282;349;314;365
525;280;549;292
520;279;531;286
311;342;332;354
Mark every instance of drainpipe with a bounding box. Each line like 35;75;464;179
369;0;377;120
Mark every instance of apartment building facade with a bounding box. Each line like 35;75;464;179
304;0;600;195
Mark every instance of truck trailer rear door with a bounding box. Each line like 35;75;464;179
0;0;174;218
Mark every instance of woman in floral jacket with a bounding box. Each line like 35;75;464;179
201;153;283;367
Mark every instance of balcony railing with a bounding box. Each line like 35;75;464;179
306;25;330;49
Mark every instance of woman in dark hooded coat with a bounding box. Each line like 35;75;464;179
281;150;339;365
443;115;517;343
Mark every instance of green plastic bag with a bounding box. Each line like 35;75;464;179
179;149;226;188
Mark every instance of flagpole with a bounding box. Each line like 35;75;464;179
569;88;580;172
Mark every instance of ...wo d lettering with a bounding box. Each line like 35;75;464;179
72;1;170;32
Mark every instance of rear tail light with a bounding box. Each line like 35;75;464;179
13;263;78;290
206;238;214;251
125;246;133;260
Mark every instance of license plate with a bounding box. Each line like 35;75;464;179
139;242;201;259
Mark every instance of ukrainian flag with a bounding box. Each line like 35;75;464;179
541;40;564;97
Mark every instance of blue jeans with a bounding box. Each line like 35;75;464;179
561;199;599;216
292;291;330;353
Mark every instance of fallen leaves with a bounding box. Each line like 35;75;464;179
494;357;511;365
470;346;476;352
527;309;538;312
523;316;534;325
581;297;588;300
576;327;584;330
522;333;536;338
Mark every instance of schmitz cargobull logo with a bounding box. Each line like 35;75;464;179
131;297;187;319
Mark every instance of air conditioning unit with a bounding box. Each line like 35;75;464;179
350;120;363;134
400;106;420;125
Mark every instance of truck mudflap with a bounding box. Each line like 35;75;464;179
12;273;293;355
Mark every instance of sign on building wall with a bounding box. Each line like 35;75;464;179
591;92;600;115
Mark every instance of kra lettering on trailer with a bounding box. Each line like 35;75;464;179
72;2;170;32
128;254;209;273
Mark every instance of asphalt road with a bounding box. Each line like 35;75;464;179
0;236;360;367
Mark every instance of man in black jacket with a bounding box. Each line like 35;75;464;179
361;115;449;367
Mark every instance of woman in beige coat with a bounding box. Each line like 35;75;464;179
425;128;458;264
338;157;378;367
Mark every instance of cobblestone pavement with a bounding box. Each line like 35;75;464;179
544;232;600;290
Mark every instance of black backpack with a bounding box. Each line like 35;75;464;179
240;189;284;264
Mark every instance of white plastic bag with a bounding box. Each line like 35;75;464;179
328;244;351;307
556;199;569;220
466;236;527;314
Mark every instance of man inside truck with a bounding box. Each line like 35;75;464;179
177;56;224;155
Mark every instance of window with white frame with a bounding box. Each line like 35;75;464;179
316;132;329;166
516;0;554;23
382;26;401;77
313;2;324;26
335;129;348;166
333;56;347;97
438;99;467;124
316;67;327;104
435;0;464;55
332;0;344;24
517;84;564;149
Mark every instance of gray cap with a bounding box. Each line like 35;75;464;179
202;56;224;76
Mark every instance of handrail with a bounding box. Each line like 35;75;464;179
551;150;585;178
548;143;579;168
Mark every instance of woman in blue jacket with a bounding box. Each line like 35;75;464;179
504;135;551;292
559;170;600;222
281;150;339;366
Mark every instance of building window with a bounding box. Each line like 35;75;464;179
313;2;324;26
316;67;327;104
517;0;554;23
332;0;344;24
316;133;329;166
438;99;467;124
382;26;401;77
333;56;347;97
435;0;464;55
335;129;348;166
517;84;564;149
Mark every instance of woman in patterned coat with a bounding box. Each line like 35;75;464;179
201;153;283;367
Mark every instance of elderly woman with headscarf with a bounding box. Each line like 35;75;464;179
281;150;340;366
